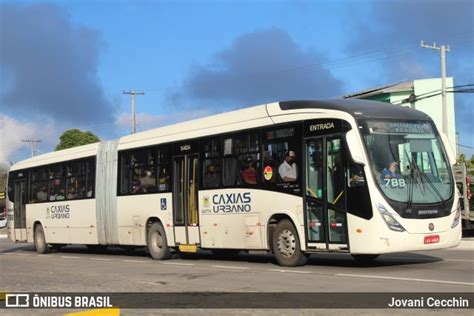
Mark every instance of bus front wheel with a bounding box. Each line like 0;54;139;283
272;219;308;267
147;222;171;260
34;225;50;254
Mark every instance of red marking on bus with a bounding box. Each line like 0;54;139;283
424;235;440;244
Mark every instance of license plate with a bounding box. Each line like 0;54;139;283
424;235;440;244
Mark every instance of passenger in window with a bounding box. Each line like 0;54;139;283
380;161;401;182
49;189;57;201
132;176;143;193
140;169;156;192
158;168;169;191
67;187;76;200
86;186;93;198
204;164;220;188
36;186;48;201
278;151;298;182
242;160;257;185
56;189;66;200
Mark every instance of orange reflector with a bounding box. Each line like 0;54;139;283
356;228;362;233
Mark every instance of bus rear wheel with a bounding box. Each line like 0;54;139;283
34;224;50;254
272;219;308;267
147;222;171;260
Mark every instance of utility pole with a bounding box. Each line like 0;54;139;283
420;40;450;135
123;90;145;134
22;139;41;157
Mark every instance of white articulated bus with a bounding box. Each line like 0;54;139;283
7;99;461;266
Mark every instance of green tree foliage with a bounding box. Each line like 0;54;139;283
55;129;100;151
457;153;474;176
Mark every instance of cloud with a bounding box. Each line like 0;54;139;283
167;28;343;109
0;114;56;164
0;3;113;124
350;0;473;52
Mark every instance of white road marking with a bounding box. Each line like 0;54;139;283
444;258;474;263
337;273;474;286
0;235;8;239
267;269;311;274
90;258;112;261
60;256;81;259
0;252;12;255
212;265;250;270
16;253;30;256
161;262;194;266
383;256;473;263
121;259;148;263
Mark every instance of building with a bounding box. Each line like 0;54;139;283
345;77;457;156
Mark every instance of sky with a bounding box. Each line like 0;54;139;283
0;0;473;165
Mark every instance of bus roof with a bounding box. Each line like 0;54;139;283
10;99;431;171
279;99;431;121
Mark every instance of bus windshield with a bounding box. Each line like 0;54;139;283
361;120;452;207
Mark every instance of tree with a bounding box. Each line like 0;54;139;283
55;129;100;151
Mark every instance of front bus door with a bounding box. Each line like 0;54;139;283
305;135;348;251
173;154;200;249
13;179;28;242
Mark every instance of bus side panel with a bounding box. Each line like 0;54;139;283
26;204;68;244
68;200;98;244
116;193;173;246
199;189;305;251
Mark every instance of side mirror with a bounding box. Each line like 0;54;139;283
439;132;456;166
345;129;366;166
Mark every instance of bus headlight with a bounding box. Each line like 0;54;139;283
377;203;405;232
451;202;461;229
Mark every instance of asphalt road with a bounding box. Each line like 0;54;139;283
0;236;473;315
1;237;473;293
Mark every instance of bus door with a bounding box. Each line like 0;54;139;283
173;154;200;247
305;135;348;251
13;179;28;242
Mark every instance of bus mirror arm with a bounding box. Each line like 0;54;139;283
439;132;456;166
345;130;366;166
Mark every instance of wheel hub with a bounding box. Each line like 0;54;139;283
277;229;296;258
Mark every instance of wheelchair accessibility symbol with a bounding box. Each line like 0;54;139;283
160;198;167;211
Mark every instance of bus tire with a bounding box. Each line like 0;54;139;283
147;222;171;260
352;254;379;263
272;219;308;267
50;244;65;252
34;225;50;254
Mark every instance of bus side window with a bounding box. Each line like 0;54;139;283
262;124;302;194
49;164;66;201
30;168;48;203
201;137;221;189
222;130;261;187
86;158;95;198
156;146;171;192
